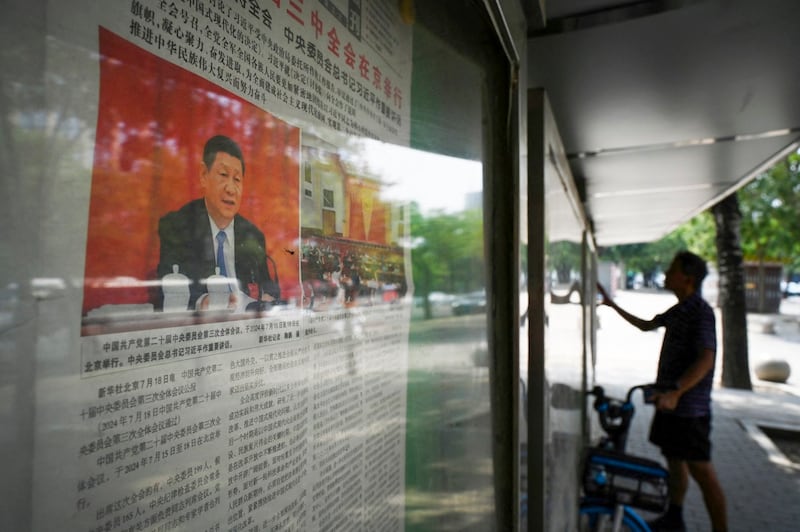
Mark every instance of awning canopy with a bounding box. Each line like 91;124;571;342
527;0;800;245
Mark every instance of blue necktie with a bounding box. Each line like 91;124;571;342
216;231;228;277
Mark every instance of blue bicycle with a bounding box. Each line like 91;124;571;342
579;383;673;532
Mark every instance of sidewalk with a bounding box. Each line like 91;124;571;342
595;290;800;531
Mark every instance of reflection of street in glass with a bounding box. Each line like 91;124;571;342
412;291;491;320
450;290;487;316
406;313;493;530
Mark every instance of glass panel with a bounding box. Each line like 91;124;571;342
2;2;506;531
359;142;490;531
522;94;591;531
398;9;503;527
543;163;586;531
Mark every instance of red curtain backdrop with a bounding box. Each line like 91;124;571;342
83;28;301;315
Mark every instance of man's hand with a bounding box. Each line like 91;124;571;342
596;282;659;331
653;390;681;411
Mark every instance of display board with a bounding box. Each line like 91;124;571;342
30;1;414;530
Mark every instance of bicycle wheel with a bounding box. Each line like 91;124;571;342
579;504;650;532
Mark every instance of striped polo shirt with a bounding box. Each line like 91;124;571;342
654;292;717;417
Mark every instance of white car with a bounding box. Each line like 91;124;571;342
781;273;800;297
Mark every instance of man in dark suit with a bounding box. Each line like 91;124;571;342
157;135;279;310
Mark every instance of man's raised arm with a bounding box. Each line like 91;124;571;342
597;283;660;332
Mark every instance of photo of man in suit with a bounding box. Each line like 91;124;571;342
156;135;280;311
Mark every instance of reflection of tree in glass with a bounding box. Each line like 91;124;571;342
548;241;581;284
410;203;484;319
1;33;102;529
4;38;100;276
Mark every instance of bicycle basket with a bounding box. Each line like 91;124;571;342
582;448;669;513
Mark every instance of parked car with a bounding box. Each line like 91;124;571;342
412;291;455;320
782;273;800;297
451;290;487;316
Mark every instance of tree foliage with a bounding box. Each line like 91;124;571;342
673;211;717;263
599;233;689;284
410;203;485;317
738;152;800;270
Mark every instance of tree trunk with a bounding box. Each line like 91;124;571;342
712;194;752;390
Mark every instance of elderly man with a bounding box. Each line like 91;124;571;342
598;251;727;532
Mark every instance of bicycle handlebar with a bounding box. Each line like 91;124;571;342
588;382;677;449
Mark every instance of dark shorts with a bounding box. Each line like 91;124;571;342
649;411;711;461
